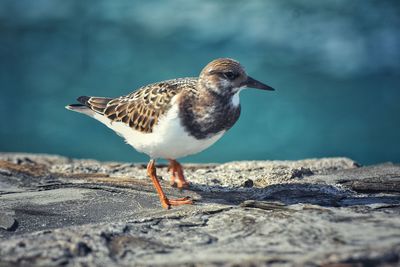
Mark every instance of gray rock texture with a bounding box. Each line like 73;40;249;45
0;153;399;266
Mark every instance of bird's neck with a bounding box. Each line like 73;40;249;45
178;85;241;140
198;82;239;107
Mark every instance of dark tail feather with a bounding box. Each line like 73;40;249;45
65;103;93;115
66;96;113;116
77;96;90;105
65;96;95;116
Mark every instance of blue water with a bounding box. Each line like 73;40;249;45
1;0;399;164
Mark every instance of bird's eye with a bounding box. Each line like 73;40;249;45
223;71;237;80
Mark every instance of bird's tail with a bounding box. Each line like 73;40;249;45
65;103;94;116
65;96;112;116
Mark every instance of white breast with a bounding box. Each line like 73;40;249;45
92;96;225;159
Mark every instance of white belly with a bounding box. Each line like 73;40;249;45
93;99;225;159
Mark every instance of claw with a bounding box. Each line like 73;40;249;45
167;197;193;206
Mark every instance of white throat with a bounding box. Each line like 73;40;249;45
231;88;243;107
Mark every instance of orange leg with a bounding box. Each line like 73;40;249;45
147;159;192;209
168;159;190;189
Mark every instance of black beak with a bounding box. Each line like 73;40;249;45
244;76;275;91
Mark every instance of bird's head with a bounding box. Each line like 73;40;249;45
198;58;274;96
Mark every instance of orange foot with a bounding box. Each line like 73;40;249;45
147;159;193;209
168;159;190;189
165;196;193;207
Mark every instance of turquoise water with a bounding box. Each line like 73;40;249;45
1;1;399;164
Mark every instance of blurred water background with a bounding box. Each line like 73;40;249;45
1;0;399;164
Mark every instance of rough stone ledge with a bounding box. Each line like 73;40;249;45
0;153;399;266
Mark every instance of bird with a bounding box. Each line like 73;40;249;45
66;58;274;209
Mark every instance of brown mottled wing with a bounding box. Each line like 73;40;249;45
100;80;193;133
83;97;113;113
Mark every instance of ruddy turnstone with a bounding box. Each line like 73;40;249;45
66;58;274;209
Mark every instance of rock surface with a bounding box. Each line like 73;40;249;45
0;153;399;266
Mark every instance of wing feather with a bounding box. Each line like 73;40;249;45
107;81;185;133
79;78;197;133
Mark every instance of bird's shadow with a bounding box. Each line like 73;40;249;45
187;182;400;209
